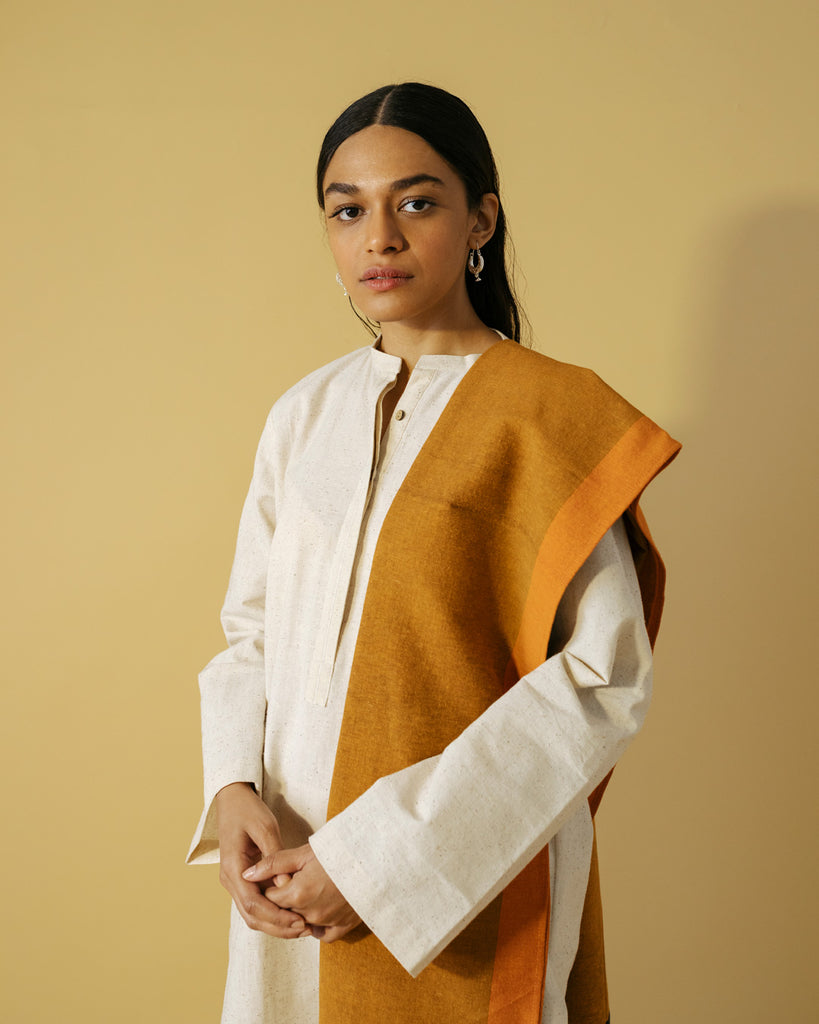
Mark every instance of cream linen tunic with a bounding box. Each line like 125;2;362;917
188;341;653;1024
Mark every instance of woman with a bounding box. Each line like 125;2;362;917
188;83;680;1024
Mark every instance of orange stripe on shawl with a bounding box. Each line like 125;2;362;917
319;341;680;1024
488;415;678;1023
510;413;680;682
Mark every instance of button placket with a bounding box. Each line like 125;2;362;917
379;369;434;473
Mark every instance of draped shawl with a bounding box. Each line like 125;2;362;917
319;341;680;1024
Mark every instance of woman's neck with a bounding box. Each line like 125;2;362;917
378;321;499;372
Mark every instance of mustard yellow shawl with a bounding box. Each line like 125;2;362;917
321;341;680;1024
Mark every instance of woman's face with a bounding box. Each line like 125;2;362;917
322;125;496;331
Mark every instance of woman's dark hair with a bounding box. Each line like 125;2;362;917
316;83;525;343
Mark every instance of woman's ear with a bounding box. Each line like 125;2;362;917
469;193;500;249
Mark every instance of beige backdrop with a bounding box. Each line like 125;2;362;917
2;2;817;1021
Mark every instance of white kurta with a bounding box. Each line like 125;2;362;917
188;341;653;1023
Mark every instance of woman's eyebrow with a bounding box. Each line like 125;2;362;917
324;173;446;198
390;173;446;191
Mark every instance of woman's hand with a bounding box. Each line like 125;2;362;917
214;782;312;939
243;844;362;943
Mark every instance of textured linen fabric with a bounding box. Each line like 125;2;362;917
188;341;653;1024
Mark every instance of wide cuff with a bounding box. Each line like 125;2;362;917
309;764;490;977
186;768;264;864
186;660;267;864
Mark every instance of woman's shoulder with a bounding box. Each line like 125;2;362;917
275;344;374;406
258;344;371;427
247;345;375;466
484;340;638;416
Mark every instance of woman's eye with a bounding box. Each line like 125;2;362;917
332;206;361;221
401;199;432;213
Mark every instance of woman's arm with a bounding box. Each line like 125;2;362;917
301;517;652;974
187;409;316;938
187;408;282;865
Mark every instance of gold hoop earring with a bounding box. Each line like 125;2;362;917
467;248;484;283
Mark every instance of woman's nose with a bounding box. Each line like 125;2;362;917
367;208;404;253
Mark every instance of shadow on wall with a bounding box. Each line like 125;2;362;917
638;199;819;1010
653;198;818;704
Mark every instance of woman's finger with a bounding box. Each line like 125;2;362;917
242;846;307;882
227;874;311;939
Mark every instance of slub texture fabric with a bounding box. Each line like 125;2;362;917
188;340;680;1024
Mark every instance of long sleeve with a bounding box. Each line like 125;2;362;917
308;517;652;976
186;408;284;864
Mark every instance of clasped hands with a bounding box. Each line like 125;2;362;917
215;782;361;942
244;844;362;942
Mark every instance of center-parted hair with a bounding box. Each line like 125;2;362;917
316;83;524;343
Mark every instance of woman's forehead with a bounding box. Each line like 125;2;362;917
322;126;457;194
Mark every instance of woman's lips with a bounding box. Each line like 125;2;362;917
360;268;413;291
